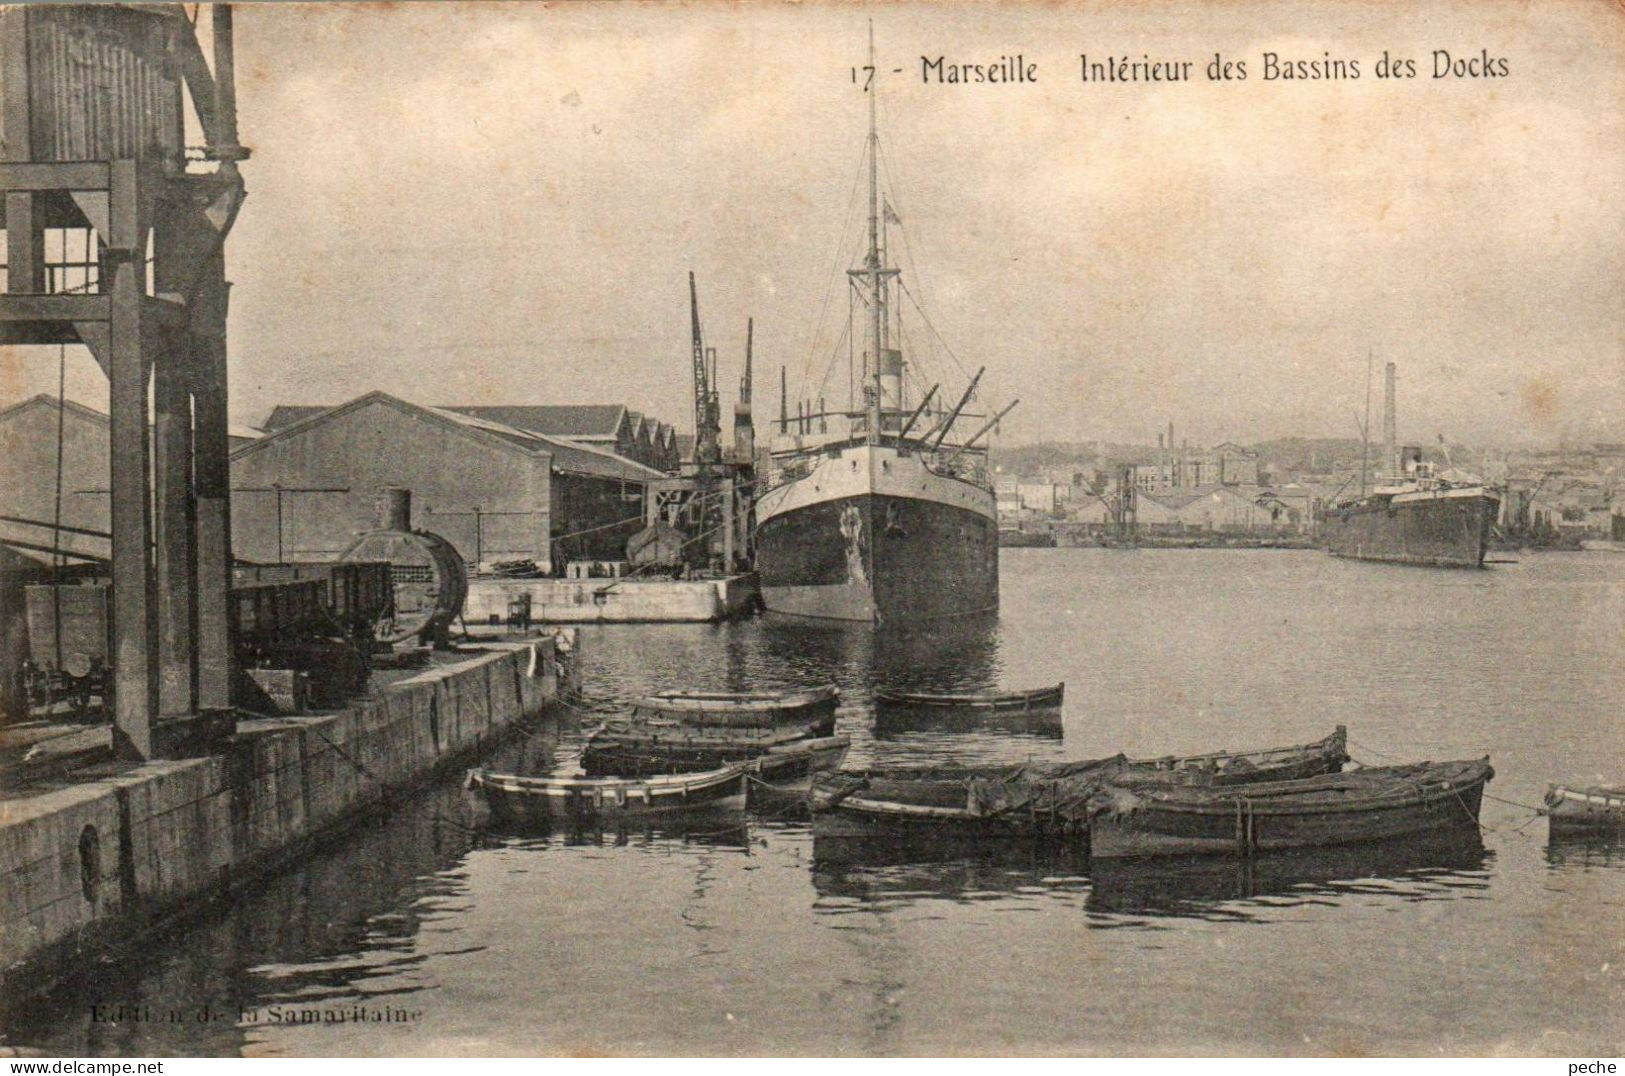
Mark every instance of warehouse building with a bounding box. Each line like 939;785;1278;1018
231;392;665;571
0;395;113;543
0;394;264;556
262;401;681;473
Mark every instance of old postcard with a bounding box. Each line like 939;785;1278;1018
0;0;1620;1060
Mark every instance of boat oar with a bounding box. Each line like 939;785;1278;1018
820;778;871;808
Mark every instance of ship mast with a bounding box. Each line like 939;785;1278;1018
865;21;884;444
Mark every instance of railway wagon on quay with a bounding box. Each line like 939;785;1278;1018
15;561;394;718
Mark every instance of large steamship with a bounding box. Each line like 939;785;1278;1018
1323;363;1500;569
753;34;1009;624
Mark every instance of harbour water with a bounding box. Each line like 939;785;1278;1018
4;550;1621;1056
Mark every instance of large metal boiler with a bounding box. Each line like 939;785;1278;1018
341;488;466;647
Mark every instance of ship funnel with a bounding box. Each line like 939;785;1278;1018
878;348;903;412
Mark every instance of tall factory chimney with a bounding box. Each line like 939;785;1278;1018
1383;362;1397;478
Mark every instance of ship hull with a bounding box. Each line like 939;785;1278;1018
1323;489;1499;569
754;444;998;623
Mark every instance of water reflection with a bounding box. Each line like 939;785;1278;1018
812;835;1091;909
1086;828;1492;921
810;828;1493;924
475;811;751;849
1;775;489;1057
756;612;1003;696
1545;832;1625;870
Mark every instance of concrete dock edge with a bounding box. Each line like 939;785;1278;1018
0;638;571;1006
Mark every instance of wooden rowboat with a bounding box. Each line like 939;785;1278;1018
874;682;1063;713
582;719;850;780
1116;725;1350;787
1544;784;1625;834
633;684;840;734
582;719;813;776
1088;758;1493;860
748;735;851;785
872;710;1063;738
467;763;746;824
811;758;1115;841
810;727;1351;840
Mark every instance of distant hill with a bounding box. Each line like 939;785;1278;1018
990;441;1158;475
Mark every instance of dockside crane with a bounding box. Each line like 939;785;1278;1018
690;271;722;466
733;317;755;463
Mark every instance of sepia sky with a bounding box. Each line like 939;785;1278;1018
3;0;1621;448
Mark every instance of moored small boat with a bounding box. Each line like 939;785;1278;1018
467;764;747;824
811;758;1115;841
1089;758;1493;860
810;727;1351;840
583;719;851;781
874;682;1063;713
872;706;1063;739
1543;784;1625;834
633;684;840;734
582;719;815;776
1116;725;1350;787
748;735;852;785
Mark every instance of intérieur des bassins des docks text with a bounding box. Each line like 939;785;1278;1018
912;50;1510;85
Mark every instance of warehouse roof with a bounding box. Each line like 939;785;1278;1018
440;404;628;441
261;404;328;431
0;393;113;428
264;403;635;442
240;393;663;482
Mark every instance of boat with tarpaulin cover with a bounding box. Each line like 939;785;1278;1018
1088;757;1493;859
810;726;1350;840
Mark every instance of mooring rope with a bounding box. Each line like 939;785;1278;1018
1481;790;1547;814
555;689;614;716
742;773;815;821
1347;737;1546;817
1341;737;1551;841
300;721;483;834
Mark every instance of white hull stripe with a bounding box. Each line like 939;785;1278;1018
757;442;995;528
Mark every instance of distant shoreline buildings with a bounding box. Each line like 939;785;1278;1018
991;421;1622;545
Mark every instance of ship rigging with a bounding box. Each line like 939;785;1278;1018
752;26;1012;623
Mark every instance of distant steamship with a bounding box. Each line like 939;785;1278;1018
1324;362;1500;569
